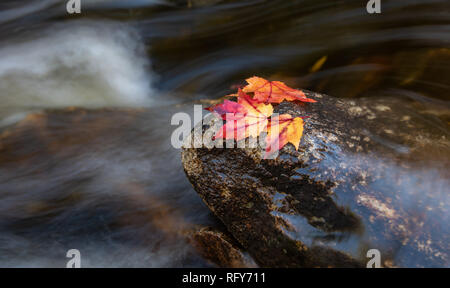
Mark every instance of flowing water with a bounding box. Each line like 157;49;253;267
0;0;448;267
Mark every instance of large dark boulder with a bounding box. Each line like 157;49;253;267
182;91;449;267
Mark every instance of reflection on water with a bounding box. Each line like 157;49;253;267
0;0;448;267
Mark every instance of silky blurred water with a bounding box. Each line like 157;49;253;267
0;0;448;267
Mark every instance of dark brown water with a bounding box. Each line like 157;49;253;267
0;0;448;267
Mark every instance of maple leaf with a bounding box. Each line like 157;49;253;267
265;114;304;156
207;89;273;141
205;76;315;156
242;76;316;103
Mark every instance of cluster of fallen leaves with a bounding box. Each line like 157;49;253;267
206;76;316;155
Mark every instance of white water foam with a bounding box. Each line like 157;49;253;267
0;21;154;125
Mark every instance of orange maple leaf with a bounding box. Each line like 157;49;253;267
265;114;304;155
205;77;314;156
207;89;273;141
242;76;316;103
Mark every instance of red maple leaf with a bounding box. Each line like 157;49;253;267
205;77;315;156
207;89;273;141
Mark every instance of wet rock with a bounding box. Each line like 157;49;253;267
188;227;257;268
182;91;450;267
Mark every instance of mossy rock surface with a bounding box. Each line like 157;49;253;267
182;91;449;268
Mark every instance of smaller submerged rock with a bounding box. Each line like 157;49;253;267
188;227;257;268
